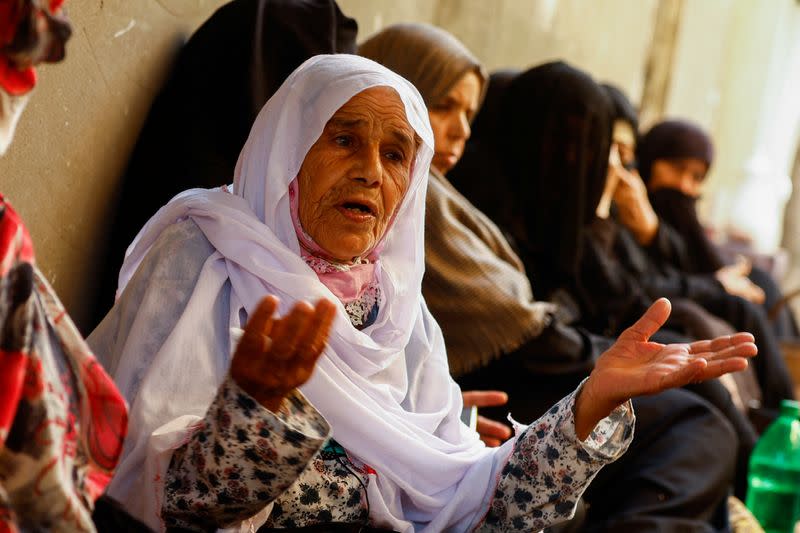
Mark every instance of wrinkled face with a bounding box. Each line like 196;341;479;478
648;157;708;198
428;70;481;174
297;86;417;262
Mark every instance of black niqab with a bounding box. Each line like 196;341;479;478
648;188;726;272
454;62;613;297
448;70;519;240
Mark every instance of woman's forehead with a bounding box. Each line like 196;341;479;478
327;87;415;143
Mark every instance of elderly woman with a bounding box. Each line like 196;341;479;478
360;25;749;530
90;54;755;532
0;2;128;531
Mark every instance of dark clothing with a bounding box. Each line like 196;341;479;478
615;214;724;303
610;215;797;410
92;0;357;328
92;495;154;532
648;188;800;339
648;189;725;273
478;63;613;295
583;388;735;533
450;64;752;512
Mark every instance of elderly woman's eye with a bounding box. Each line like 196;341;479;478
334;135;353;147
385;150;405;162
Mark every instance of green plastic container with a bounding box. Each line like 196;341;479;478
746;399;800;533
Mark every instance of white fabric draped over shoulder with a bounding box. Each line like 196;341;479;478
93;54;510;532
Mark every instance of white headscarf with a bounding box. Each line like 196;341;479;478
105;55;503;532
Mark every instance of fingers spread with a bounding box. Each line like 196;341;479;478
619;298;672;342
462;390;509;408
693;342;758;362
695;358;749;381
689;332;755;354
246;296;279;338
295;299;337;365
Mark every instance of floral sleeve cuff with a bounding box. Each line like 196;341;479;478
478;385;635;532
575;398;634;460
564;381;635;462
162;375;330;531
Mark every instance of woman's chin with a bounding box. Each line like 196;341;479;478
432;159;454;175
318;238;374;262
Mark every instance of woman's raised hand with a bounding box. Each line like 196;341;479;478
575;298;757;439
230;296;337;411
612;168;660;245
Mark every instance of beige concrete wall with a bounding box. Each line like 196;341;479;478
0;1;228;328
343;0;659;102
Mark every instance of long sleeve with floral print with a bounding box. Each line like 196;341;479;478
163;376;633;533
162;375;330;531
477;390;633;531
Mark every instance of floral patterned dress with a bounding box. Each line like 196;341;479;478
162;274;634;532
0;194;128;532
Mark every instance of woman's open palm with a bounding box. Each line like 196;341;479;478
576;298;758;439
230;296;337;411
588;298;757;409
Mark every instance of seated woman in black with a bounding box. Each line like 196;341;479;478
598;89;796;420
636;117;799;340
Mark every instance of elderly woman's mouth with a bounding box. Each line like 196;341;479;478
337;200;377;221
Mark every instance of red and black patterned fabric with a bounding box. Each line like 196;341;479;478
0;194;127;532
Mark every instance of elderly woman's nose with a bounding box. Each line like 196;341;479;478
350;144;383;186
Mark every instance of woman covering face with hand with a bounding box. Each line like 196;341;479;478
91;54;755;532
637;119;800;338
